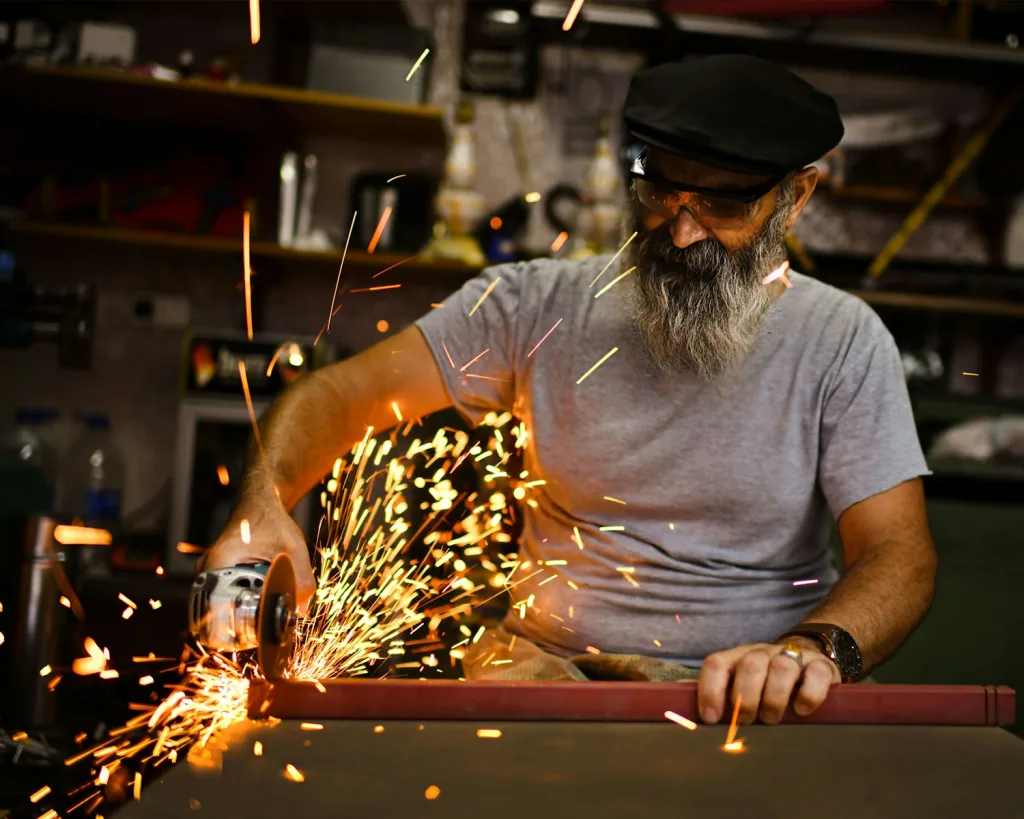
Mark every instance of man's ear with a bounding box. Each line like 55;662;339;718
785;167;819;230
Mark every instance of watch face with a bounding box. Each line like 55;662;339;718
829;628;863;677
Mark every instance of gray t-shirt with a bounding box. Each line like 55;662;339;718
416;255;928;667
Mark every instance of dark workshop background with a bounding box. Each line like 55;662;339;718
1;0;1023;800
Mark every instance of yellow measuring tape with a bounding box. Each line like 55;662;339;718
866;93;1021;281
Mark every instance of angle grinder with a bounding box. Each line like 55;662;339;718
188;553;298;679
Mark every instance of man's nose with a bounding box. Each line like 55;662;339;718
669;209;708;249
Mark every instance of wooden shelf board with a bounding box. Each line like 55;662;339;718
12;222;1024;317
0;65;445;144
10;222;478;282
850;289;1024;319
823;183;995;212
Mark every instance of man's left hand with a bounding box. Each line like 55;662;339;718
697;637;841;725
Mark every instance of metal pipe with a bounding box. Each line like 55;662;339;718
12;516;63;728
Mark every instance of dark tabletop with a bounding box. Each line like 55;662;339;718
118;719;1024;819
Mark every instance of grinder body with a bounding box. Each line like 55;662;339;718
188;555;298;678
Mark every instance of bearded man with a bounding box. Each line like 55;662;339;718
203;55;937;727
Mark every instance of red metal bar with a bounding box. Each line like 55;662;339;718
247;679;1015;727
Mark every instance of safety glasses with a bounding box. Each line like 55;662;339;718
629;151;784;229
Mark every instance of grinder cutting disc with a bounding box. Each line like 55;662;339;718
257;553;298;680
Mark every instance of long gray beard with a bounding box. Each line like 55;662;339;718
625;185;792;382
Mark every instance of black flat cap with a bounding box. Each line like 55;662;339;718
623;54;844;176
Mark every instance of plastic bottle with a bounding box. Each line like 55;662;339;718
61;413;125;574
0;408;59;515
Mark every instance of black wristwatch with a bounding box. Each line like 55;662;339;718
780;623;864;683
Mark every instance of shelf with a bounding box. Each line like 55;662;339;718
9;222;479;283
11;221;1024;317
823;183;995;212
849;290;1024;319
530;2;1024;84
0;65;446;144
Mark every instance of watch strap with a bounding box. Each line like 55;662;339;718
779;623;859;682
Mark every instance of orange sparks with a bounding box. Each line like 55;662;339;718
122;607;134;620
284;764;305;783
371;256;414;279
575;347;618;385
139;675;154;686
476;729;502;739
387;174;406;183
593;266;635;299
100;670;119;680
301;723;324;731
585;646;601;655
350;284;402;293
11;731;27;742
762;260;791;287
664;710;697;731
527;317;562;358
963;372;979;377
39;811;58;819
156;566;164;575
391;402;403;423
39;665;52;677
431;302;444;308
424;785;440;801
367;206;393;254
376;319;390;333
490;216;503;230
238;361;268;472
562;0;586;30
60;596;71;608
604;496;626;505
253;741;263;756
726;695;742;746
118;593;137;609
590;232;637;287
217;464;230;486
723;740;745;753
406;48;430;82
30;786;51;803
54;525;111;546
240;519;251;544
441;338;456;368
468;276;502;317
572;526;585;550
243;210;253;340
551;231;569;252
314;681;327;693
176;542;204;554
373;725;385;733
249;0;260;44
328;211;357;334
460;348;491;372
134;771;142;801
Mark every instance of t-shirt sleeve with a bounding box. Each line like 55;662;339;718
818;302;931;519
415;263;523;426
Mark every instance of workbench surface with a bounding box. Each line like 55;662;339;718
119;717;1023;818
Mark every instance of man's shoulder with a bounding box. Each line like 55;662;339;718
784;271;894;358
786;271;881;327
485;255;614;294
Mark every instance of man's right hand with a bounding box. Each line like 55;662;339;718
199;494;317;612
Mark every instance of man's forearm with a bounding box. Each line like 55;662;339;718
238;367;362;514
234;326;453;519
794;540;936;672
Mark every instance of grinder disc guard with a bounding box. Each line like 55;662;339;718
257;553;298;680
